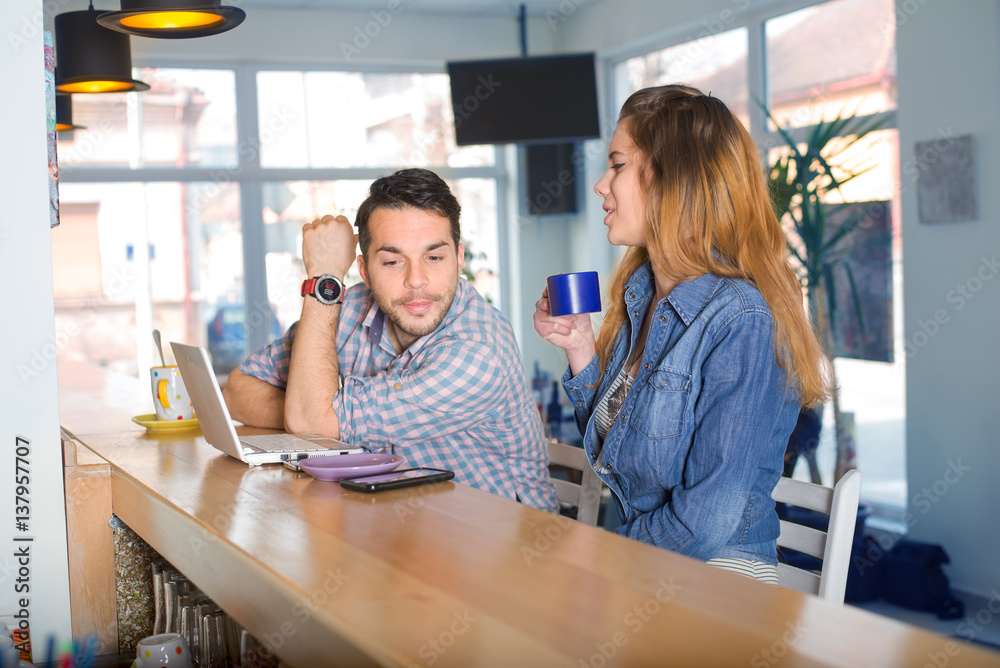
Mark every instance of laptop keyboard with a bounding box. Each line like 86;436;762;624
238;433;328;453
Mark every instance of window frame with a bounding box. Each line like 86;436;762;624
58;59;513;358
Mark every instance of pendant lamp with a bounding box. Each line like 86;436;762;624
56;94;86;132
55;6;149;94
97;1;245;39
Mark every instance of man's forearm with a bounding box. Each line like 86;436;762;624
284;299;343;437
222;367;287;429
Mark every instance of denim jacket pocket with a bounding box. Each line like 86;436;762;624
632;368;691;439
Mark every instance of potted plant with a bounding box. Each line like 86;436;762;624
762;106;894;484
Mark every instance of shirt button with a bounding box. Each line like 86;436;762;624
632;310;638;318
605;462;613;470
590;452;597;461
659;315;666;322
620;414;627;421
394;382;402;390
644;363;650;370
629;292;635;299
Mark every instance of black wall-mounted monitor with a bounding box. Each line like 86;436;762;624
447;53;601;146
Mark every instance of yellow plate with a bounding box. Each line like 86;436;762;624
132;413;200;431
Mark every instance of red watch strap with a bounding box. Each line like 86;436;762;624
301;277;318;297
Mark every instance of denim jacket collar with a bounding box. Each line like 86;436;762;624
624;262;722;327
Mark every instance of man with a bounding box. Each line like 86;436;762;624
224;168;559;512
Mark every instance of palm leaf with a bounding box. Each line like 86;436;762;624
757;97;891;362
842;262;867;338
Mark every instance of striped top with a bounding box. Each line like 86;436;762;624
239;279;559;513
706;557;779;584
595;366;633;442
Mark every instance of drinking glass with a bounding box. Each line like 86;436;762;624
163;572;192;634
224;614;244;667
239;629;279;668
151;560;169;635
198;605;229;668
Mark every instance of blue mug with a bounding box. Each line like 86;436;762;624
547;271;601;316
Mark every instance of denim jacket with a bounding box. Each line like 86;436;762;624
562;262;799;564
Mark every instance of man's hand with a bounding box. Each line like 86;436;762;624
302;214;357;279
283;214;352;438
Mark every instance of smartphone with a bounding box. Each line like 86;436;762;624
339;467;454;493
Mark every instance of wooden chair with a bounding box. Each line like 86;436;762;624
547;440;603;527
772;469;863;604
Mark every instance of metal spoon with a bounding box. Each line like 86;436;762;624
153;329;166;367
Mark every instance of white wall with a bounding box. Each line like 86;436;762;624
48;3;560;66
1;0;73;650
895;0;1000;597
560;0;797;55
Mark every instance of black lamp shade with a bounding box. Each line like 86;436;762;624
55;94;85;131
55;9;149;94
97;0;246;38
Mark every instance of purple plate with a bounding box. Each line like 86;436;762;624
298;453;404;482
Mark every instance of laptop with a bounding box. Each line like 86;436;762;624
171;341;363;466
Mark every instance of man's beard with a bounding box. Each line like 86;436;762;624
373;285;457;341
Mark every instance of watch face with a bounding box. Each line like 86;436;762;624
316;277;343;304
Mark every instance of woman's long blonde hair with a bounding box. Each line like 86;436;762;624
596;85;830;407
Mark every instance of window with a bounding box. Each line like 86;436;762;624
57;65;506;379
765;0;896;129
613;27;749;127
53;181;243;376
58;68;237;169
256;71;492;169
610;0;904;510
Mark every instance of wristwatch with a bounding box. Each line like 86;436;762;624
301;275;345;305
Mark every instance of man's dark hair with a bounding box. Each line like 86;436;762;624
355;168;462;259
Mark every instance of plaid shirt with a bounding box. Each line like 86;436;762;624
239;279;559;512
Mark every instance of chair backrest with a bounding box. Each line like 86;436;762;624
772;469;863;604
547;440;603;527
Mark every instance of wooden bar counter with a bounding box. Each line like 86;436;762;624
57;359;1000;667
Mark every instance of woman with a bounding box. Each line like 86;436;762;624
534;85;829;582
